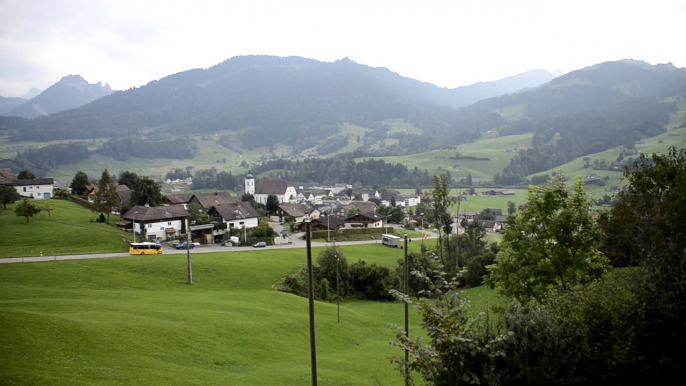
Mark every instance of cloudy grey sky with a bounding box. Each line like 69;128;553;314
1;0;685;97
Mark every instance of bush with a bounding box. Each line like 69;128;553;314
349;260;395;300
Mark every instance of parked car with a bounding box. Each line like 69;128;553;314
176;242;195;250
253;242;267;248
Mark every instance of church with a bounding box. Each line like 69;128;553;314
245;172;297;205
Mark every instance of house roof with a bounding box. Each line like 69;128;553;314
116;185;132;207
274;203;310;217
190;192;236;209
256;180;291;195
163;193;190;204
210;201;260;221
311;216;346;230
121;205;189;221
350;201;377;213
11;178;54;186
0;168;17;185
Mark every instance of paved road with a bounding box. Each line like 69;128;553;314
1;229;438;264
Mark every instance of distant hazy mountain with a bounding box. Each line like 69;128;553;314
4;75;114;118
22;88;41;99
0;96;26;115
10;56;552;146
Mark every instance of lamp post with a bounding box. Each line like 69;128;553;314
419;213;424;246
326;212;330;243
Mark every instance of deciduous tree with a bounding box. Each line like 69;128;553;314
14;199;42;223
0;185;21;209
488;175;609;302
69;171;90;195
131;176;162;207
17;170;36;179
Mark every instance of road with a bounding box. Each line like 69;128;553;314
1;228;437;264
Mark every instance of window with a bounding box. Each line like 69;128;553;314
23;187;26;192
168;222;172;226
148;224;153;228
160;227;164;231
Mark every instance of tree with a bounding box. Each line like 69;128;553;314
118;171;140;189
431;173;456;265
346;207;361;218
131;177;162;207
265;194;279;212
316;245;350;297
17;170;36;179
93;169;119;224
0;185;21;209
507;201;516;216
488;175;609;302
601;147;686;380
70;171;90;195
14;199;42;223
43;203;54;217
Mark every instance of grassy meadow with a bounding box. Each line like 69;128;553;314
0;243;502;385
0;199;131;258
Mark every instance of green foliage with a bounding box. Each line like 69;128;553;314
488;175;609;302
92;169;119;224
17;169;36;179
346;206;361;218
131;176;162;207
316;245;350;297
349;260;395;300
69;171;90;195
117;170;140;189
0;185;21;209
13;198;43;223
265;194;279;212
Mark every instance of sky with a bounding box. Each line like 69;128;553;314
1;0;685;97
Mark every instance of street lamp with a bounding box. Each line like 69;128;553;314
419;213;425;245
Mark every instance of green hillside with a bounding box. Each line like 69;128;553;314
0;246;502;385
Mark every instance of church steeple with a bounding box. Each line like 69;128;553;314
245;171;255;195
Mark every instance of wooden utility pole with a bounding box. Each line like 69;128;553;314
186;219;193;285
306;220;318;385
404;234;410;386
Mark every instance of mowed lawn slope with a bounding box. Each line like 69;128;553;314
0;243;503;386
0;199;131;258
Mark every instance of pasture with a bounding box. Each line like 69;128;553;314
0;199;131;258
0;244;502;385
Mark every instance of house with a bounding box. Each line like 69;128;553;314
480;190;515;196
116;185;133;209
351;189;380;202
298;215;346;232
350;201;377;214
396;194;421;207
162;193;190;207
483;208;503;216
245;173;297;205
0;168;17;185
345;211;385;229
11;178;55;199
458;211;480;222
80;184;97;198
479;220;501;233
296;189;333;204
207;201;261;243
268;203;317;223
120;205;189;241
188;192;236;210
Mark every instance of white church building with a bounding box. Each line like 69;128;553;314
245;172;297;205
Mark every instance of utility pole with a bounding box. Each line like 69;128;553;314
336;252;340;323
305;219;318;385
186;219;193;285
404;234;410;386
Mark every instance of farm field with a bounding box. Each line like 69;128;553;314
0;199;131;258
527;99;686;194
0;245;503;385
356;134;534;184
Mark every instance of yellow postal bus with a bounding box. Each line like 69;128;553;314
129;242;163;255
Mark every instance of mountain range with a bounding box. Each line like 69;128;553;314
0;75;114;118
1;56;684;186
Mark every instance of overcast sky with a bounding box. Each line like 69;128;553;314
1;0;685;97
